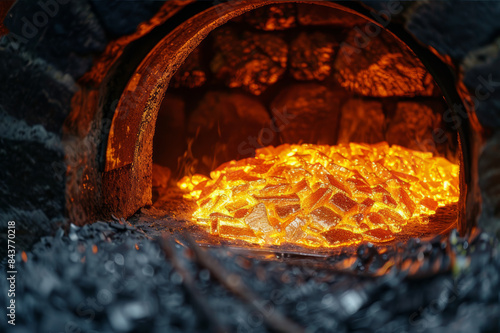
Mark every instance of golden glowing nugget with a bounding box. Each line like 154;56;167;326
178;142;459;248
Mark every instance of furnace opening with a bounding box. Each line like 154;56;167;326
142;4;462;251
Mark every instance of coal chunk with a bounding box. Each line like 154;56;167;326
0;50;76;132
406;1;500;60
3;0;107;77
89;0;164;37
462;51;500;129
478;132;500;237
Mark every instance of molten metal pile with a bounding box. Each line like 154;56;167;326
178;143;459;248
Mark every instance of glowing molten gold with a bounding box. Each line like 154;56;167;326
178;143;459;248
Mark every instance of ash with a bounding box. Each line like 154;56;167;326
1;221;499;333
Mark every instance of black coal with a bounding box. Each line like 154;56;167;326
1;221;499;333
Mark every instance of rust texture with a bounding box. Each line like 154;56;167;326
64;88;102;224
101;165;133;217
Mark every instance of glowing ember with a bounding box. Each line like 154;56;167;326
178;142;459;248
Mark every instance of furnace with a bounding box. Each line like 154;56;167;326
2;1;500;332
127;2;467;253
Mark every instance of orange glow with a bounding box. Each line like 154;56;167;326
178;142;459;248
21;251;27;262
92;245;98;254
